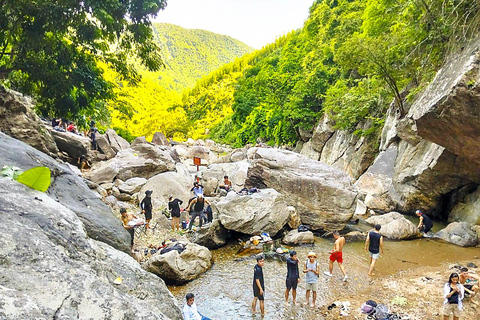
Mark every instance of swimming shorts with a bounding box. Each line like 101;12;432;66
285;278;298;290
370;252;380;260
253;286;264;300
329;251;343;263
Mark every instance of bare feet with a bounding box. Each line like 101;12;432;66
293;301;297;306
368;272;375;276
302;302;309;306
311;303;315;308
284;301;289;306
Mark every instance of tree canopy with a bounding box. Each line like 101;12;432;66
0;0;167;126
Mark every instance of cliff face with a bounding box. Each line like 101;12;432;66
302;36;480;223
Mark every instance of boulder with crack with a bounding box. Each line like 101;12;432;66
216;188;290;236
245;148;357;231
143;242;213;285
365;212;421;240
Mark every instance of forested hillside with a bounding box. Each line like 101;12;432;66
105;23;253;140
182;0;480;146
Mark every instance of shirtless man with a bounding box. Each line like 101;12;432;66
120;208;144;253
324;231;348;281
219;175;232;192
459;267;480;303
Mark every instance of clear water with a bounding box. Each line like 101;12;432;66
169;220;480;320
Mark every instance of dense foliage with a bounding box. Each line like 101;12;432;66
105;23;253;140
182;0;480;147
0;0;168;128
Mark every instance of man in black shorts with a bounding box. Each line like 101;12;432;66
168;195;183;232
285;250;300;305
252;255;265;316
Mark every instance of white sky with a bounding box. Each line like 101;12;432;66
154;0;315;49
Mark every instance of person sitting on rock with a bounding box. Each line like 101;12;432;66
416;209;433;235
218;175;232;193
182;293;211;320
66;122;77;134
77;155;91;173
191;182;204;198
140;190;153;228
459;267;480;302
51;118;62;129
186;194;210;231
120;208;144;253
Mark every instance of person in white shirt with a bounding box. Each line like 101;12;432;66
182;293;211;320
443;272;464;320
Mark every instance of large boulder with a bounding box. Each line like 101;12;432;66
152;132;169;146
245;148;357;230
408;36;480;165
186;146;210;160
95;133;116;159
216;188;291;236
435;222;478;247
0;132;131;252
365;212;421;240
0;177;182;320
119;177;148;195
356;145;400;213
282;229;315;245
85;141;176;184
199;161;249;195
0;86;59;156
449;185;480;225
105;128;130;153
51;129;92;160
138;171;192;211
192;219;228;249
143;242;213;285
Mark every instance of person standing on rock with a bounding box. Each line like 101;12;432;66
120;208;144;253
252;255;265;317
303;251;319;308
285;250;300;305
364;224;384;276
168;195;183;232
324;231;348;281
443;272;464;320
186;194;210;230
416;209;433;235
182;293;211;320
140;190;153;228
191;182;204;198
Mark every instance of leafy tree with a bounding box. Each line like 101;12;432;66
0;0;167;123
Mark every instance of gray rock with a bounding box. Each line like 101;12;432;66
0;85;59;156
152;132;169;146
365;212;421;240
299;140;320;160
435;222;478;247
51;130;91;160
95;133;116;159
139;171;192;213
85;141;176;184
119;177;148;195
186;146;210;160
143;242;213;285
282;230;314;245
193;220;228;249
408;36;480;165
100;182;113;191
0;132;130;252
216;188;291;236
0;177;182;320
344;231;366;242
199;161;249;195
245;148;357;230
105;128;130;153
449;185;480;225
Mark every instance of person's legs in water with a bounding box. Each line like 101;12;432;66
368;253;379;276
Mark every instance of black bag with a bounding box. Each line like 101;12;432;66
298;225;309;232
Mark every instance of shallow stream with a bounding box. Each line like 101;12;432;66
169;219;480;319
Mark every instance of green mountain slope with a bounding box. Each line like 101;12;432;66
182;0;480;147
107;23;253;140
152;23;254;91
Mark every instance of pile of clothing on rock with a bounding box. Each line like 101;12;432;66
360;299;411;320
